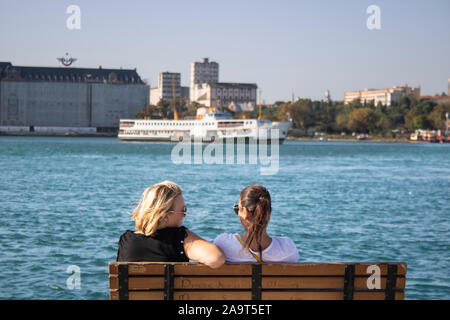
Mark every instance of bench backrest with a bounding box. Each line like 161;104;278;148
109;262;407;300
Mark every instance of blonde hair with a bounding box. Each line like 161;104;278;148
131;180;182;236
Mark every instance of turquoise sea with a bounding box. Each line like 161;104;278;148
0;136;449;300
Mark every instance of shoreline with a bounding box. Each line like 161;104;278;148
1;132;412;143
286;136;410;143
0;132;117;137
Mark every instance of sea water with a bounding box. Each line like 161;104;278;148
0;136;448;299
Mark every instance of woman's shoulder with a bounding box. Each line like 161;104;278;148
269;236;298;254
266;236;299;262
271;236;297;249
213;233;238;245
119;230;136;241
156;226;187;236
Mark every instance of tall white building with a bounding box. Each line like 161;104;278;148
190;58;219;102
190;58;219;86
150;72;189;105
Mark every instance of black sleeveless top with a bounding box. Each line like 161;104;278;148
116;226;189;262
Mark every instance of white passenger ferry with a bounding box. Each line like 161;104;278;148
118;107;292;143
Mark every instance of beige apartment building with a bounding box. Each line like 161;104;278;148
344;85;420;106
193;82;257;110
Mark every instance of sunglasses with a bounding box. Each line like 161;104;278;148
170;206;187;217
233;204;239;215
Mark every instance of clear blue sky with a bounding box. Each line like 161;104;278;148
1;0;449;103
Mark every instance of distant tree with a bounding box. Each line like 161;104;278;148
404;107;421;130
347;108;376;133
428;104;450;130
135;104;163;119
289;100;316;133
398;96;415;111
335;112;349;132
317;105;335;133
412;115;431;130
276;103;291;122
261;105;282;121
348;99;363;109
376;113;394;134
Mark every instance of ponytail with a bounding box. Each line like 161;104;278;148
240;185;272;261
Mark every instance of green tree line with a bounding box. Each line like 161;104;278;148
136;97;449;136
258;97;449;136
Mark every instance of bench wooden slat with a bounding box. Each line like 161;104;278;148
109;276;118;290
262;277;344;289
129;277;165;290
354;277;406;290
262;291;344;300
261;276;405;290
354;291;405;300
173;291;252;300
174;277;252;289
174;264;252;276
129;291;165;300
262;263;407;276
110;263;165;275
111;276;406;291
354;263;407;276
110;290;118;300
262;264;346;276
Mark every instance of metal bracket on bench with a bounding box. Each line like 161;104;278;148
252;264;262;300
164;264;174;300
343;264;355;300
118;264;129;300
385;264;398;300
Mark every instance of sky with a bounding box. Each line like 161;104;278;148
0;0;449;103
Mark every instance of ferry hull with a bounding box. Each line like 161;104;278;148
118;136;287;144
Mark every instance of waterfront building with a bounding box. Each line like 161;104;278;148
419;95;450;105
0;62;149;133
190;58;257;110
193;82;257;110
149;72;189;105
190;58;219;104
344;84;420;106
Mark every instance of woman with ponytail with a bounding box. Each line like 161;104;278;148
214;185;299;263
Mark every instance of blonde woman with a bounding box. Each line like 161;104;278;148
117;181;225;268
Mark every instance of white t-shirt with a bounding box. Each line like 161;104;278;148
213;233;299;263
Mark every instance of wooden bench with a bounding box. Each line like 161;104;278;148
109;262;407;300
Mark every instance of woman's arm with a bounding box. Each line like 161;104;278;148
184;229;226;269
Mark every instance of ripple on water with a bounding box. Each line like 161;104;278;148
0;137;449;299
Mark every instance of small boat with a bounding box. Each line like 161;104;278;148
408;130;447;143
